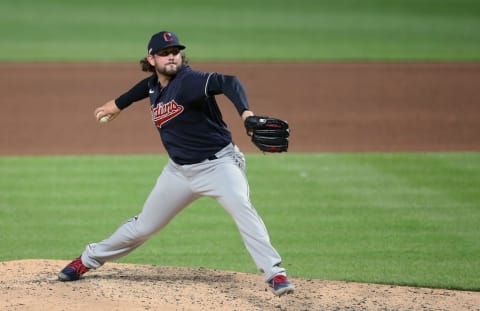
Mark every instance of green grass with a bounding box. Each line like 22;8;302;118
1;153;479;290
1;0;480;61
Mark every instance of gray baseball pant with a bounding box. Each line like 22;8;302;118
81;143;286;281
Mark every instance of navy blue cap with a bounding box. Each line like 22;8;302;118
148;31;186;55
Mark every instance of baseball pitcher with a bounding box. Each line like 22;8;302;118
58;31;294;296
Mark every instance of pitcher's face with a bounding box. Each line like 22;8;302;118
148;47;183;77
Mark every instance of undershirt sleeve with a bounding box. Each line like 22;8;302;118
114;78;150;110
206;73;250;115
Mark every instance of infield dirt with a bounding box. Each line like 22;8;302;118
1;62;479;155
1;62;479;310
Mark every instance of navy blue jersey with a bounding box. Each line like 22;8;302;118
115;65;250;164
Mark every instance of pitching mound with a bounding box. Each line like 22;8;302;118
1;260;478;310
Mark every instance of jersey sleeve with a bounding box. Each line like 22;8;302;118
114;77;150;110
205;73;250;115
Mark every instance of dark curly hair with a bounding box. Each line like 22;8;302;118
140;51;188;72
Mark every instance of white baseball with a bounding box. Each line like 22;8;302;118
99;115;111;123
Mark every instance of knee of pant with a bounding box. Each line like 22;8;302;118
126;216;158;240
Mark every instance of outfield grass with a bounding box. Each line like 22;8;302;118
1;153;479;290
1;0;480;61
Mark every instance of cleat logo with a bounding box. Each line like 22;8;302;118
151;100;184;128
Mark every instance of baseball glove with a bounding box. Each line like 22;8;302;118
244;116;290;152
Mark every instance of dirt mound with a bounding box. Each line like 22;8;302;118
1;260;479;310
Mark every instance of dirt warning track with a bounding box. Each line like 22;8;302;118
1;62;479;155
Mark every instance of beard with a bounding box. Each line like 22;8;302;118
157;61;183;77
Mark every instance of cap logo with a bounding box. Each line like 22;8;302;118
163;32;174;42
